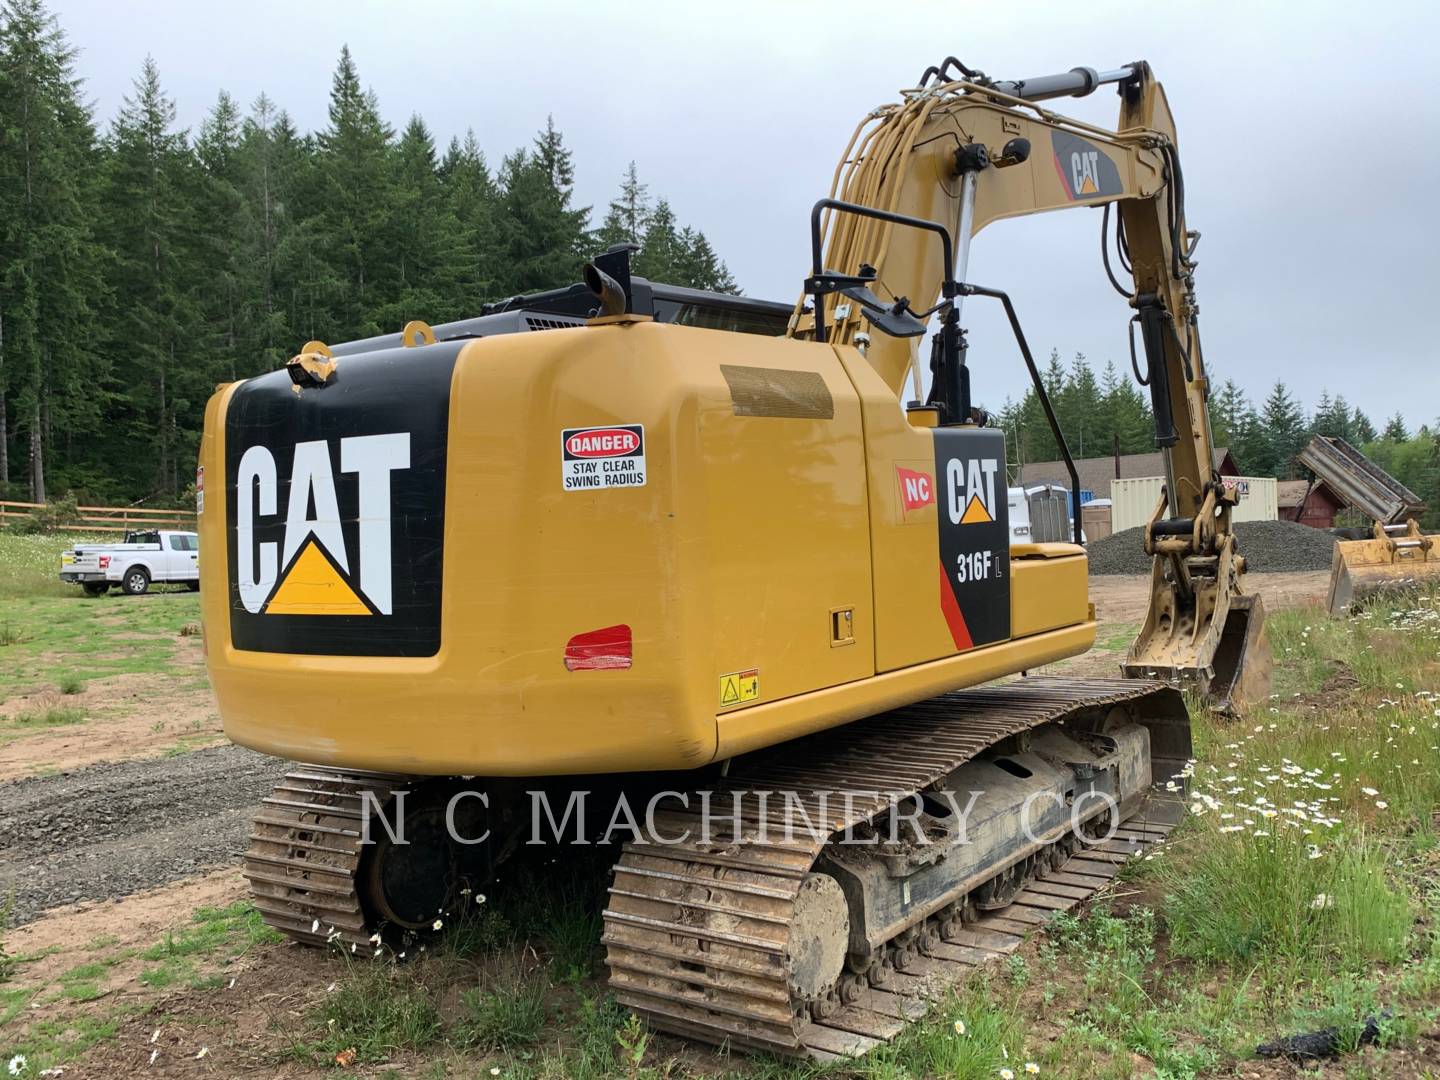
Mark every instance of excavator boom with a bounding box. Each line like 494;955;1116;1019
792;58;1272;712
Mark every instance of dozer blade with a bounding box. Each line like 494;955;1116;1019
1327;526;1439;616
1122;561;1273;716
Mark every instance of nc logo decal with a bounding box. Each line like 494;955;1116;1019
895;465;935;514
235;433;410;616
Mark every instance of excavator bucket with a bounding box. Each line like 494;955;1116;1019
1327;520;1438;615
1204;591;1274;713
1295;436;1436;615
1123;581;1273;717
1121;492;1274;717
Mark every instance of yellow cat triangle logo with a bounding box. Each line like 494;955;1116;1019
959;494;993;525
265;537;372;616
1079;175;1098;195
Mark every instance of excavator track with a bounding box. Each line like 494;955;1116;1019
244;767;412;948
242;677;1188;1061
601;676;1189;1059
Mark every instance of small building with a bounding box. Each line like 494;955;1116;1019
1278;479;1343;530
1018;448;1240;535
1017;448;1239;502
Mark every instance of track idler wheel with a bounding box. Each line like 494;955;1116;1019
786;873;850;1004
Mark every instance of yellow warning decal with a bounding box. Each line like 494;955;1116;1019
959;493;994;525
265;538;371;616
719;668;760;708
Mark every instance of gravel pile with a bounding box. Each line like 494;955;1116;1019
1088;519;1339;575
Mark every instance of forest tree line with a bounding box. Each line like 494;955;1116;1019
1;0;1433;523
997;352;1440;528
0;0;736;504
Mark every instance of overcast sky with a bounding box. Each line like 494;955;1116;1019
53;0;1440;429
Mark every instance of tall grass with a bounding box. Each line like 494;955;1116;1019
455;969;550;1050
1161;826;1409;970
0;533;109;600
310;960;442;1063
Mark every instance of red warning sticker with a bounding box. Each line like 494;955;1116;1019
562;424;646;491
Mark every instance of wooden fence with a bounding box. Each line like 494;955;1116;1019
0;499;197;534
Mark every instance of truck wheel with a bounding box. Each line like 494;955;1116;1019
82;582;109;597
186;580;201;592
122;567;151;595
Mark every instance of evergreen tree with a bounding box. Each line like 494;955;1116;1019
533;114;574;192
1310;389;1354;443
1231;403;1269;477
1260;381;1306;479
496;119;588;294
1352;407;1377;445
376;115;464;326
0;0;106;500
1382;412;1409;441
193;90;244;381
310;45;394;339
235;95;303;370
1098;359;1151;453
1209;378;1247;448
680;229;739;293
439;129;499;307
634;198;684;283
100;56;198;496
598;160;649;249
1056;352;1101;458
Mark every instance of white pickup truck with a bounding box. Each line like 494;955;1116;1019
60;530;200;596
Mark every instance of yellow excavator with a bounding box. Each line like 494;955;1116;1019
199;56;1270;1056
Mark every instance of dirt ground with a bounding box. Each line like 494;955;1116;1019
0;672;222;782
1088;570;1330;628
0;568;1339;1077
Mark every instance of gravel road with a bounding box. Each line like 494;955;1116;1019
0;745;283;925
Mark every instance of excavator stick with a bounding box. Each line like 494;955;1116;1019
1121;490;1274;715
1327;520;1438;616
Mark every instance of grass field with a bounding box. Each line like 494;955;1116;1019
0;532;201;702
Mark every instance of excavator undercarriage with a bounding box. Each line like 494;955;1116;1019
246;678;1189;1058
